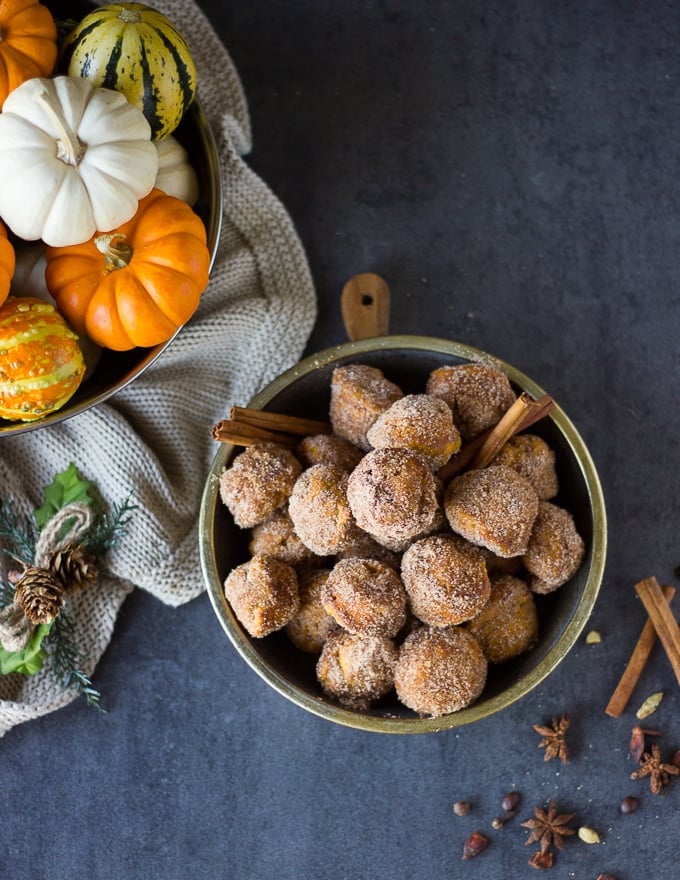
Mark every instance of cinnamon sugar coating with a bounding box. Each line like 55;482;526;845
249;507;315;566
522;501;585;593
288;463;357;556
488;433;559;500
316;631;398;709
426;363;516;441
285;569;340;653
394;625;487;717
219;442;302;528
223;555;299;638
444;465;540;558
322;558;407;637
467;574;538;663
346;447;440;548
335;529;402;570
296;432;364;473
330;364;403;451
400;534;491;626
366;393;462;470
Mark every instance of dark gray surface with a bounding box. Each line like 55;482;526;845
3;2;680;877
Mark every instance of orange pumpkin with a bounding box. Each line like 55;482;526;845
0;221;15;306
0;297;85;421
0;0;58;104
44;188;210;351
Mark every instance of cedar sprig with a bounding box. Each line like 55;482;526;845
0;498;36;568
47;611;104;711
85;493;137;556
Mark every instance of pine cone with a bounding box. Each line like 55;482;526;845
14;566;65;624
48;543;99;592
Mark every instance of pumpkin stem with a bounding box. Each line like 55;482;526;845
37;87;86;167
95;233;133;271
118;8;143;23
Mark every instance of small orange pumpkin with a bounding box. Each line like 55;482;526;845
0;297;85;422
0;221;15;306
44;188;210;351
0;0;58;104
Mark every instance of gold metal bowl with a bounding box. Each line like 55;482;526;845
199;336;607;733
0;0;223;437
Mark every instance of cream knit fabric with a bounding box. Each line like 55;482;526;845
0;0;317;734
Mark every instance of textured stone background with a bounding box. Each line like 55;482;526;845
3;2;680;878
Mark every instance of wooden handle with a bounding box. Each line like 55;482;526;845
341;273;390;340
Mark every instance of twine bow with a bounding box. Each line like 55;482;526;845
0;503;97;654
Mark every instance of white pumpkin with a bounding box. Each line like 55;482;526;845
0;76;158;247
154;135;200;206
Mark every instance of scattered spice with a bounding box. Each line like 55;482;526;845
620;795;639;814
636;690;664;720
528;850;554;869
491;810;517;829
453;800;471;817
461;830;488;859
631;743;680;794
596;874;618;880
533;713;570;763
630;724;661;762
501;791;521;812
634;577;680;686
577;825;602;844
604;582;675;718
585;630;602;644
521;801;576;855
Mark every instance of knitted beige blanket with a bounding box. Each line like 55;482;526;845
0;0;317;735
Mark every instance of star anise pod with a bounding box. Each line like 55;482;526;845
631;743;680;794
521;801;576;855
533;713;570;763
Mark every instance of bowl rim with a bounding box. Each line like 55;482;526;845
199;335;608;733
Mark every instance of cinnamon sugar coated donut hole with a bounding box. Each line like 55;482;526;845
223;555;299;638
329;364;403;450
248;507;315;566
346;447;440;549
285;569;339;653
488;433;559;500
401;534;491;626
219;442;302;528
466;574;538;663
522;501;586;593
444;465;539;558
366;393;462;470
322;558;407;637
426;363;516;441
316;631;398;709
296;432;364;473
394;626;487;717
288;463;357;556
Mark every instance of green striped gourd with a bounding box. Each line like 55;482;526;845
62;3;197;141
0;298;85;421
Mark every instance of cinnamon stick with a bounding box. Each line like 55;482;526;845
634;577;680;686
605;582;676;718
436;393;555;481
229;406;331;436
211;419;299;448
471;393;555;469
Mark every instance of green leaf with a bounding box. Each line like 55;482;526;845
0;623;53;676
34;463;95;531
